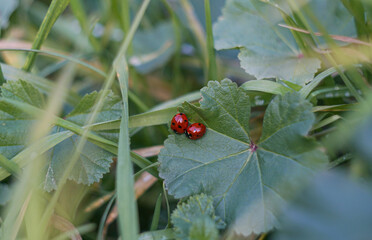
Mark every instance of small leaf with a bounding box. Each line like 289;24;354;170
188;217;219;240
159;79;328;235
213;0;355;85
0;80;43;159
171;194;225;240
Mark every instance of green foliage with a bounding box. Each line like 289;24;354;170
0;80;44;159
159;79;328;235
0;80;120;191
188;217;219;240
171;194;225;240
213;0;355;85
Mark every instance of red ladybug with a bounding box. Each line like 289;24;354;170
171;113;189;134
185;123;206;140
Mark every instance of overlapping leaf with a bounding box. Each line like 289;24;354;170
213;0;355;85
0;80;119;191
45;91;121;191
158;79;328;235
0;80;44;159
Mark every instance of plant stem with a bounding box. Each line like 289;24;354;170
204;0;217;81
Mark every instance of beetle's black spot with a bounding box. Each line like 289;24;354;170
180;113;183;115
184;119;187;122
172;122;175;125
198;123;201;126
178;125;182;128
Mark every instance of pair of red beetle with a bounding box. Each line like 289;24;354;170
171;113;206;140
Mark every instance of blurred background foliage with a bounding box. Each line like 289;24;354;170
0;0;372;239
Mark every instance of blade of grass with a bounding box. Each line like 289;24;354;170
116;57;139;240
150;193;162;231
180;0;208;83
299;67;338;98
162;0;183;96
89;107;177;131
241;80;292;95
204;0;217;81
113;0;152;239
23;0;70;71
97;194;117;240
0;64;5;86
0;153;21;178
70;0;101;52
311;115;342;131
0;131;74;181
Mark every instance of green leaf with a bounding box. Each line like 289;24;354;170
272;173;372;240
0;80;117;190
43;128;113;191
159;79;328;235
213;0;355;85
130;22;175;74
0;80;44;159
171;194;225;240
188;217;219;240
0;0;18;29
23;0;71;71
44;90;122;191
241;80;292;95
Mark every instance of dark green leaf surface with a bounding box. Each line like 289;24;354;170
273;173;372;240
0;80;43;159
159;79;328;235
171;194;225;240
45;91;121;191
213;0;355;85
0;80;117;190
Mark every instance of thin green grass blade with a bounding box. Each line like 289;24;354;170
0;153;21;178
204;0;217;81
23;0;70;71
113;0;152;239
241;80;292;95
150;193;162;231
97;194;117;240
299;67;338;98
70;0;101;52
1;49;106;77
0;131;74;181
0;64;5;86
311;115;342;131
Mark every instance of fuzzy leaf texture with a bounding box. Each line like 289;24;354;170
0;80;118;191
159;79;328;235
213;0;355;85
171;194;225;240
44;90;121;191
